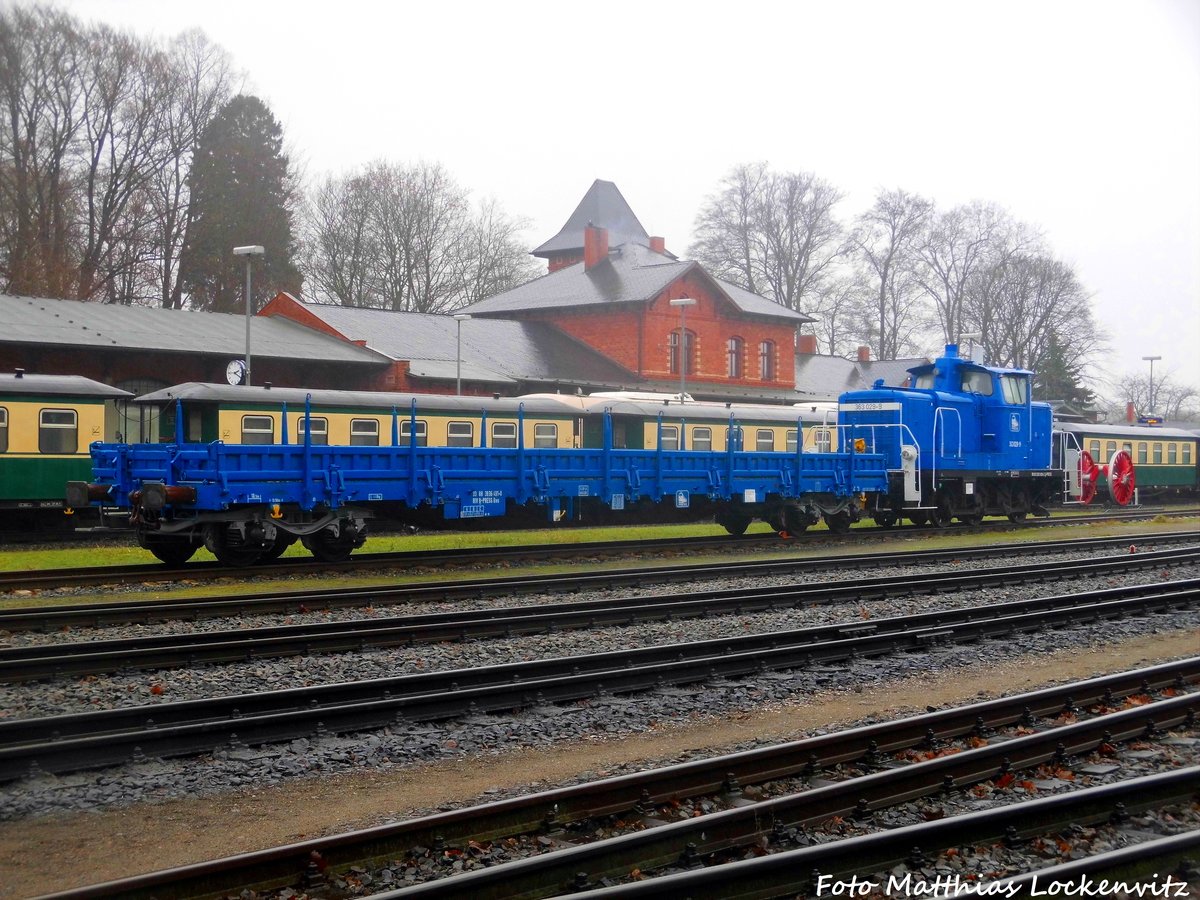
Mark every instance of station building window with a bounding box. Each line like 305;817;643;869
240;415;273;445
447;421;473;447
669;331;695;376
727;337;744;378
756;429;774;451
759;341;775;381
350;418;379;446
491;422;517;448
692;427;712;451
298;416;328;445
534;423;558;448
0;407;6;452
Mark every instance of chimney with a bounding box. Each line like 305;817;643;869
649;236;666;254
1126;401;1136;423
584;224;609;270
797;334;818;355
857;345;871;363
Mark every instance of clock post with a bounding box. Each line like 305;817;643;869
232;245;265;385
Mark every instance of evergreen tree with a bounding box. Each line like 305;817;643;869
178;95;299;312
1032;332;1095;405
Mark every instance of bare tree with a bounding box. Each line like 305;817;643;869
916;201;1006;346
846;188;933;359
301;161;536;313
1110;372;1199;421
690;162;846;311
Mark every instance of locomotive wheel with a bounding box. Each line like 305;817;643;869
929;497;953;528
1078;450;1099;505
957;513;983;526
204;525;262;567
823;511;852;534
1107;450;1137;506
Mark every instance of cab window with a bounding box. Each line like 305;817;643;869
0;407;6;452
961;370;993;395
692;426;712;452
491;422;517;448
534;423;558;448
659;425;679;451
756;429;774;451
447;421;473;447
1000;375;1028;404
350;418;379;446
240;415;273;445
297;416;328;445
400;419;427;447
915;371;936;389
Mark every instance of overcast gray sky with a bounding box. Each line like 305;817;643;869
61;0;1200;399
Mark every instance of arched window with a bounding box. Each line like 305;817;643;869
669;330;695;375
759;340;775;380
727;337;744;378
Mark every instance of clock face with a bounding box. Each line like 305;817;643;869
226;359;247;385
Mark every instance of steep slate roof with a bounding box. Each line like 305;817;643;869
533;180;657;257
0;293;386;365
463;243;812;324
793;354;926;400
290;301;636;388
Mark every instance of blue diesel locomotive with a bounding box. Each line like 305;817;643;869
66;346;1115;564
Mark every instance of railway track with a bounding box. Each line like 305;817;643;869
2;530;1196;633
1;507;1193;593
37;660;1200;899
3;576;1196;781
4;544;1197;681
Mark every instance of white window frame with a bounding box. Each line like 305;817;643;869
447;421;474;447
350;418;379;446
491;422;517;448
533;423;558;448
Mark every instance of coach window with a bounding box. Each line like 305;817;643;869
728;426;744;451
756;429;774;451
727;337;744;378
1137;442;1148;464
1153;443;1163;464
491;422;517;448
786;429;798;453
812;427;834;453
658;425;679;451
1105;440;1116;459
0;407;6;452
1122;442;1132;455
350;418;379;446
1088;440;1101;459
1168;443;1177;464
400;419;427;447
447;421;473;447
534;423;558;448
759;341;775;381
692;426;712;451
1183;443;1193;465
39;408;78;453
298;416;328;445
240;415;274;445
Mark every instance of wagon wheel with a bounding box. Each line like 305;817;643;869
1078;450;1099;505
1006;511;1028;524
204;524;262;567
907;511;929;527
140;534;198;566
715;512;752;536
1107;450;1137;506
303;526;364;563
823;511;853;534
872;512;898;529
260;531;297;561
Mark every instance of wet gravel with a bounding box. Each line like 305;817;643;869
0;548;1197;821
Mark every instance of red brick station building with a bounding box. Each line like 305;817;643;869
0;180;918;405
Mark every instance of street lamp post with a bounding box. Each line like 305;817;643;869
669;296;696;399
232;245;265;386
1142;355;1162;414
453;314;471;396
